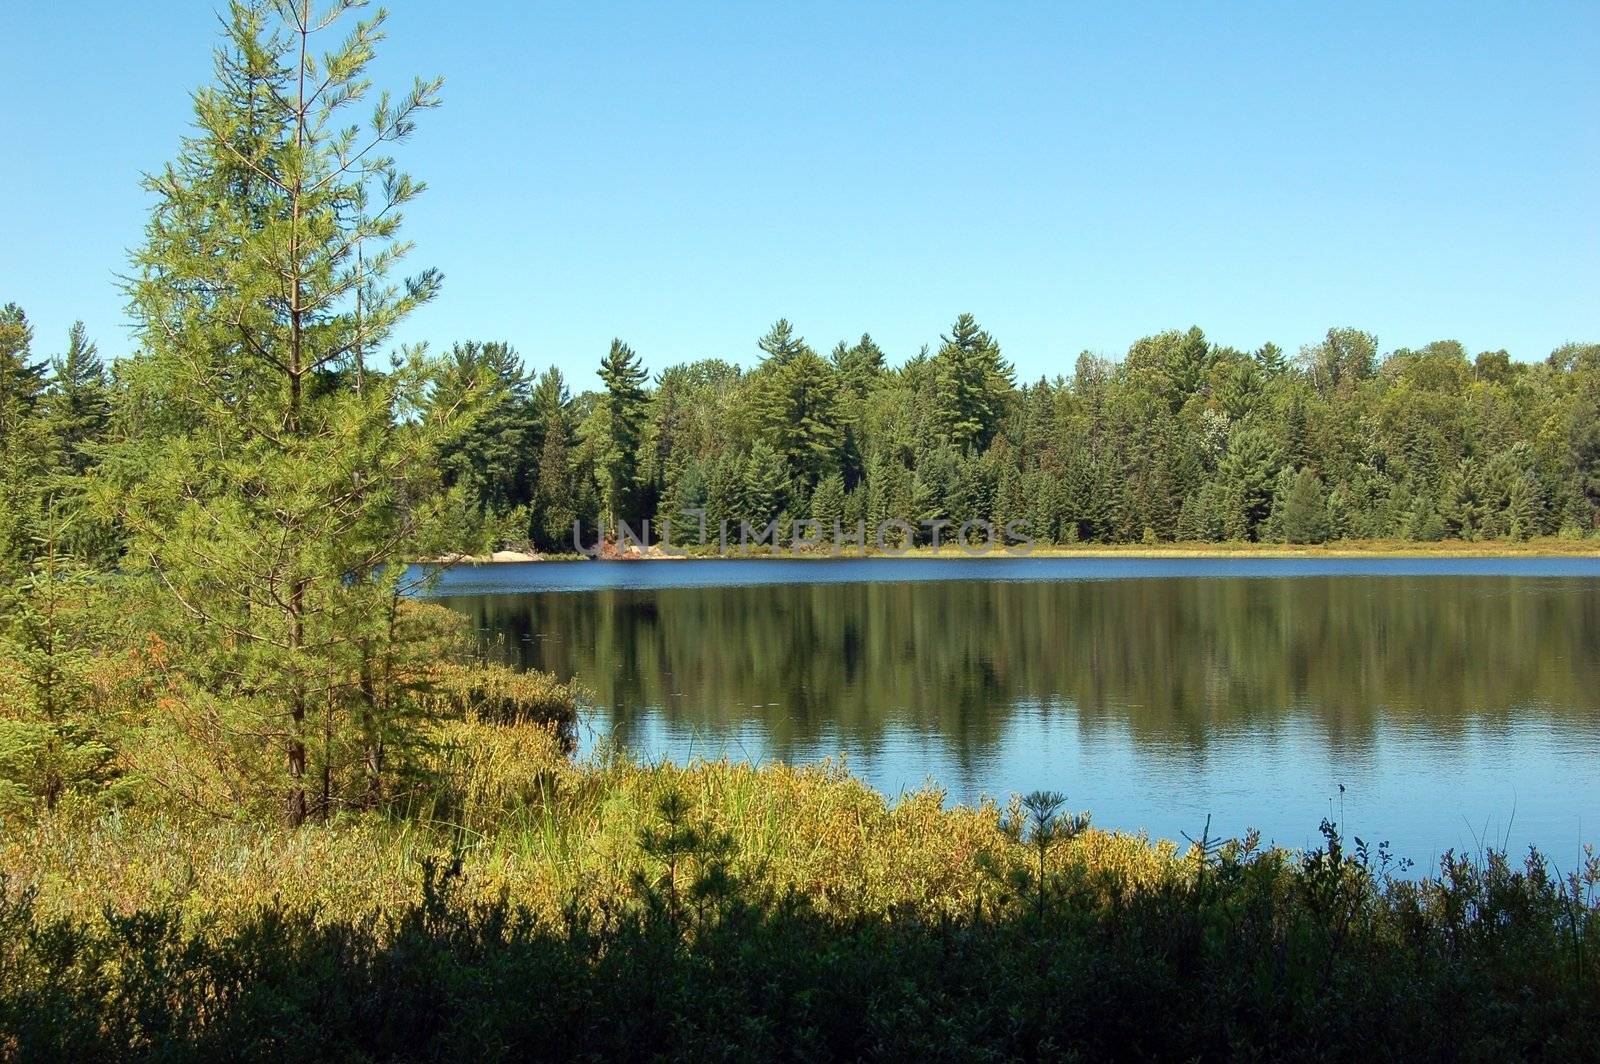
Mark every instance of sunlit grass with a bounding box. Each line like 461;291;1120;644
4;732;1597;1058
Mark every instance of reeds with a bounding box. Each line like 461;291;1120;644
2;753;1596;1059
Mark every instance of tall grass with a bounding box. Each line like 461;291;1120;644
2;737;1596;1059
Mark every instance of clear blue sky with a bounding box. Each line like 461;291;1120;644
4;1;1596;388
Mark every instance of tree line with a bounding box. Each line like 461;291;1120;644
438;316;1600;552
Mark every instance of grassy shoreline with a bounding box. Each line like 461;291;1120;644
4;742;1597;1059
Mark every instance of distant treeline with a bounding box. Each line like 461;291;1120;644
21;309;1600;565
434;320;1600;552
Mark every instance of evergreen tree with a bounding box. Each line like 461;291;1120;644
598;338;648;527
1570;397;1600;531
1126;327;1212;412
0;507;116;812
660;458;708;541
834;332;887;397
42;322;110;477
1176;492;1208;542
0;304;51;578
932;313;1012;452
534;426;574;549
741;440;789;528
1276;468;1331;544
911;446;958;529
810;471;846;531
1441;459;1485;540
530;364;574;434
1254;341;1287;376
993;459;1025;536
434;341;530;520
1506;471;1543;541
752;346;840;494
530;366;578;549
1024;468;1063;544
757;318;808;367
1214;355;1263;422
705;453;744;534
1219;426;1280;539
0;303;46;441
100;1;461;826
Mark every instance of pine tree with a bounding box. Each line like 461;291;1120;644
42;322;110;477
810;472;846;531
993;459;1024;536
1024;469;1063;544
660;458;708;542
0;507;116;813
752;347;840;495
834;332;887;397
534;411;575;550
598;338;648;528
0;303;46;442
1507;471;1543;541
530;366;577;549
1126;327;1213;412
1276;468;1331;544
100;1;461;826
1176;492;1207;542
705;453;743;534
434;341;530;520
864;452;892;530
932;313;1013;452
757;318;807;367
1219;426;1280;539
911;447;959;529
741;440;789;528
1255;341;1287;376
0;304;52;579
1441;459;1485;540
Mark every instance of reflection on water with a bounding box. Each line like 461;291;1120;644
433;561;1600;863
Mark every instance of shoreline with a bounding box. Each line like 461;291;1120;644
423;537;1600;564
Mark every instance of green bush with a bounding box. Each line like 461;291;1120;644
426;662;579;743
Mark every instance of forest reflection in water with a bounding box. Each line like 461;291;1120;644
440;571;1600;860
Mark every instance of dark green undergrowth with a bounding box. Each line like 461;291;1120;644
2;813;1596;1063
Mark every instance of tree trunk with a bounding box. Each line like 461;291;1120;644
285;732;307;827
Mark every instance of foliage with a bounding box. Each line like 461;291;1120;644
92;0;479;826
1;757;1596;1061
0;512;122;814
421;315;1600;551
596;338;649;527
424;662;578;739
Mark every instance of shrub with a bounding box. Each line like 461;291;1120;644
425;662;579;742
2;762;1595;1060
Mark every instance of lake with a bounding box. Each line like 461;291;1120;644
425;556;1600;866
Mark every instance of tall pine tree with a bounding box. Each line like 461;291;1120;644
598;338;648;529
43;322;110;477
932;313;1012;452
101;0;467;825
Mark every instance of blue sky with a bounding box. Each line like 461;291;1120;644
4;1;1596;388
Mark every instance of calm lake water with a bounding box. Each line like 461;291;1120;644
425;557;1600;865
